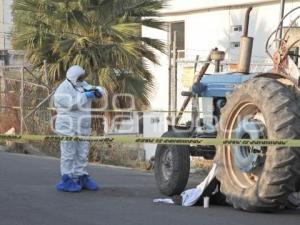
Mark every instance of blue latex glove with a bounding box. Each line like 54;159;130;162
95;87;105;98
85;91;96;99
94;89;103;98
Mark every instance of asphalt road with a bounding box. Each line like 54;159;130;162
0;151;299;225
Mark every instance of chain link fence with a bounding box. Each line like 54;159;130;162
0;66;52;135
0;65;146;166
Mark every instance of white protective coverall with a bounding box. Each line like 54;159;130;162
54;65;101;177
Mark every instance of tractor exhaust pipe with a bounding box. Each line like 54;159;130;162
238;7;253;74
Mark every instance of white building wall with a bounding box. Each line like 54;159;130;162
0;0;13;50
162;0;298;14
0;0;23;66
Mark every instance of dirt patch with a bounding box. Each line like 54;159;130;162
191;157;213;169
89;143;147;169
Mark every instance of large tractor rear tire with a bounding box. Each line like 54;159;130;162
216;77;300;212
154;131;190;196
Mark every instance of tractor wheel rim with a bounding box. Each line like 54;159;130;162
232;118;266;173
223;102;267;189
162;148;173;180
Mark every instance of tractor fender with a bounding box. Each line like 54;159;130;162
254;73;296;86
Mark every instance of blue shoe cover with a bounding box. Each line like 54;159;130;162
56;175;82;192
78;175;99;191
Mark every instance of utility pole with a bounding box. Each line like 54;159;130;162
167;28;178;127
171;31;178;126
167;25;172;121
20;67;24;135
278;0;286;41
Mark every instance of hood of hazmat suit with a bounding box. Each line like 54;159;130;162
54;65;94;136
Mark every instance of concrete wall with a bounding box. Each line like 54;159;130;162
0;0;13;50
162;0;298;14
162;0;277;13
0;0;24;66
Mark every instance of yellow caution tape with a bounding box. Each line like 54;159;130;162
0;134;299;147
1;105;202;114
1;106;197;114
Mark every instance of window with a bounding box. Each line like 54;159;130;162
0;50;9;65
288;47;299;67
230;42;240;48
169;21;185;58
232;25;243;32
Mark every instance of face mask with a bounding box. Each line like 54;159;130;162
76;81;85;87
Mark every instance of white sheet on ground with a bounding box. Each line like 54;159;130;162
153;198;175;204
288;192;300;207
181;163;217;206
153;163;218;207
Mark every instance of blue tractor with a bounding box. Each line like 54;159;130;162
154;7;300;211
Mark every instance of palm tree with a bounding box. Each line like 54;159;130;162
12;0;166;109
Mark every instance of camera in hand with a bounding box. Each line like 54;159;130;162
92;88;103;98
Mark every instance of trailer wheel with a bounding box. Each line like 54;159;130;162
216;77;300;212
154;131;190;196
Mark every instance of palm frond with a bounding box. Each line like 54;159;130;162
12;0;166;109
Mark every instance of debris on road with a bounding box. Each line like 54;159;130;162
153;164;225;207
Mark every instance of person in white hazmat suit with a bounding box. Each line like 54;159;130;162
54;65;105;192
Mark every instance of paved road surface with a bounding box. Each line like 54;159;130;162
0;151;299;225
